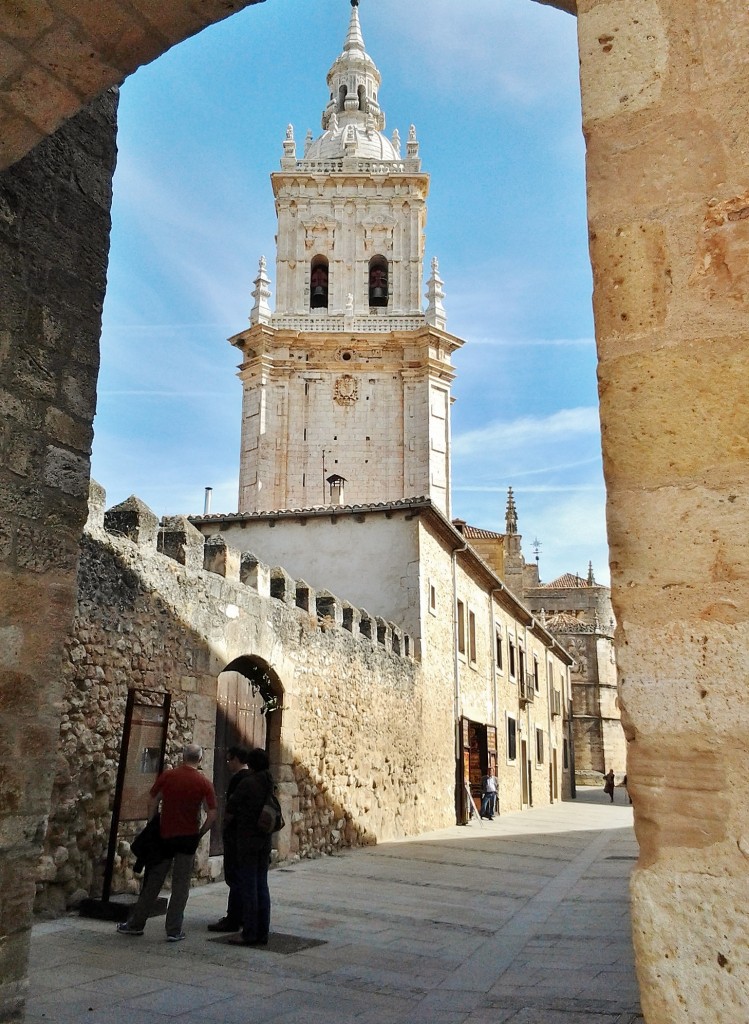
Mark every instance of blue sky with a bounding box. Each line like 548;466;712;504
93;0;609;585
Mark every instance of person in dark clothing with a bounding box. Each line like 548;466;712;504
604;768;616;803
225;747;274;946
207;745;250;933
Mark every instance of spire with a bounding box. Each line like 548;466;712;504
297;2;413;166
505;487;518;535
249;256;271;325
425;257;446;329
319;2;384;137
587;561;595;586
344;0;365;55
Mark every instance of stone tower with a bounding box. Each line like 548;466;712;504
230;0;465;515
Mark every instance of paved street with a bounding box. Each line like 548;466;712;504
26;789;641;1024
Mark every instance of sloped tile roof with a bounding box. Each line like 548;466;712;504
540;572;590;589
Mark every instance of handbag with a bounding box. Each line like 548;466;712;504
257;786;285;834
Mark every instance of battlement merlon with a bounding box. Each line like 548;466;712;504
87;482;415;663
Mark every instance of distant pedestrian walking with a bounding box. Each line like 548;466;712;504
603;768;615;803
117;744;217;941
623;774;632;804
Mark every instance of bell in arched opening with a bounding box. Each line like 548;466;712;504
369;256;388;307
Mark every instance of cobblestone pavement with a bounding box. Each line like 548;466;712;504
26;788;642;1024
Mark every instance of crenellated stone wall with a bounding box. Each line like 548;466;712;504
35;482;439;915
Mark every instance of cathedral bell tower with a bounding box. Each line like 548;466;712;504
230;0;465;515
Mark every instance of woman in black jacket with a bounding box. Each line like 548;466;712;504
225;747;274;945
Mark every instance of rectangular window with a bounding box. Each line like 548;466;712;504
457;599;466;656
495;629;503;671
468;610;477;664
533;656;540;693
536;726;544;765
509;637;516;678
507;716;517;762
429;582;437;615
563;738;569;770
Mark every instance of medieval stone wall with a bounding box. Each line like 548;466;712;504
0;94;118;1020
35;483;445;915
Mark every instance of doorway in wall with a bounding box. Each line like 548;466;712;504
211;656;281;855
521;738;530;808
458;717;498;822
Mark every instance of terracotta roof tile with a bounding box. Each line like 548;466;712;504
540;572;590;589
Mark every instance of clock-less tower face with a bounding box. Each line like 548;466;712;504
229;2;464;516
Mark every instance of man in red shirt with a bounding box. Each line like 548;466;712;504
118;744;217;941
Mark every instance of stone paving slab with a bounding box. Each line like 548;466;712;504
25;789;641;1024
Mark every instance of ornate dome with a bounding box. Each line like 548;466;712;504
305;121;400;162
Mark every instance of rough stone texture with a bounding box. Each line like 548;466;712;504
578;0;749;1019
0;0;267;171
35;487;431;911
0;93;116;1022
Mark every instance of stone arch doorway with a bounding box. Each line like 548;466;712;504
210;656;284;856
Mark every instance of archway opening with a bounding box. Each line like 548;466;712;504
211;656;284;855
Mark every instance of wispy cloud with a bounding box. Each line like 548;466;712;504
463;336;596;349
387;0;579;106
453;407;600;456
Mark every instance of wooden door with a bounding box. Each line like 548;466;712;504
211;671;266;855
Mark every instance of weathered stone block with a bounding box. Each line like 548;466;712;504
159;515;204;571
104;495;158;548
316;590;342;627
270;567;295;605
239;551;270;596
295;579;314;613
589;221;670;340
376;617;392;653
358;609;375;641
341;602;361;636
202;535;240;580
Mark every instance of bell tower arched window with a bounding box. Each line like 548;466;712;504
310;257;329;309
369;256;388;307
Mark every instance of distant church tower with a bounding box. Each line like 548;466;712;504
230;0;465;515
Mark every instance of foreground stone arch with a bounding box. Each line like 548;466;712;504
1;1;747;1021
